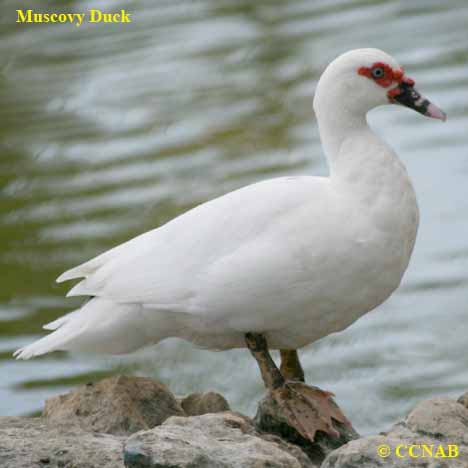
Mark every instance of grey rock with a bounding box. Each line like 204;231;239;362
322;396;468;468
404;398;468;444
43;375;184;435
457;391;468;409
180;391;230;416
254;393;359;466
124;411;317;468
10;375;468;468
0;416;124;468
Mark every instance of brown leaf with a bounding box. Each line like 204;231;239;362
272;382;351;441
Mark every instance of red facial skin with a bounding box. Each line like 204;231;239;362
357;62;415;101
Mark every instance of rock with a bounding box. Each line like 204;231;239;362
457;391;468;409
322;397;468;468
43;375;184;435
10;374;468;468
124;411;317;468
254;392;359;466
179;391;230;416
321;435;405;468
403;397;468;444
0;416;123;468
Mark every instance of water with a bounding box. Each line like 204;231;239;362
0;0;467;434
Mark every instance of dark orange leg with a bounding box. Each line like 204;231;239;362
245;332;284;389
280;349;305;382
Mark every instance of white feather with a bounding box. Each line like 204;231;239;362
43;308;81;330
15;298;175;358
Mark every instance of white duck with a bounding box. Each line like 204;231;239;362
15;49;446;440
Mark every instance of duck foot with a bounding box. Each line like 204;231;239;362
245;332;354;443
271;381;351;441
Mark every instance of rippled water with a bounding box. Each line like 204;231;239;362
1;0;467;434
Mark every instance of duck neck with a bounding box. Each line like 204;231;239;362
314;97;416;215
315;104;374;179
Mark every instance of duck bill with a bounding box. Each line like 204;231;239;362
388;81;447;121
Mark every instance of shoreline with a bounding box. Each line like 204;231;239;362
2;375;466;468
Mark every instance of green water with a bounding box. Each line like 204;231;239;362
1;0;467;434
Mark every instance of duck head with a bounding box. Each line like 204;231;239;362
313;48;446;122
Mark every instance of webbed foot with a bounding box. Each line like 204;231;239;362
271;381;351;441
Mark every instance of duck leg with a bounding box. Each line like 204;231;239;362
245;332;351;441
280;349;305;382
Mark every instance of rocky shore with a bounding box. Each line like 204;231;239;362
2;375;467;467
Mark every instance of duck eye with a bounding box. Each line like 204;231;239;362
371;67;384;79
